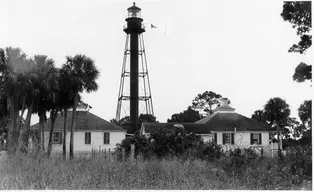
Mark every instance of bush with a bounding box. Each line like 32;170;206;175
148;127;203;159
115;134;150;160
116;127;207;160
195;141;224;161
281;145;312;178
221;147;258;175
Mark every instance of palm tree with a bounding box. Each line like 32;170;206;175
17;59;40;152
0;47;29;153
264;97;291;157
57;90;82;160
31;55;59;152
61;55;99;160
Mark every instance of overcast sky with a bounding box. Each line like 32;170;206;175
0;0;312;125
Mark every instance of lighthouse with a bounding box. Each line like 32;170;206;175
116;2;154;132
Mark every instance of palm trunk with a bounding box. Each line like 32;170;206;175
38;113;45;152
7;96;18;154
70;93;78;160
47;110;58;157
19;105;33;153
277;126;282;159
63;108;68;160
18;101;26;135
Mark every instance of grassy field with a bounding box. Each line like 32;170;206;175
0;152;312;190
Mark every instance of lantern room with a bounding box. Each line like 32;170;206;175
127;2;142;18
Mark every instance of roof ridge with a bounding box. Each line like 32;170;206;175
195;112;218;124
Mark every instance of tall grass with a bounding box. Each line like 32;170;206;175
0;151;311;190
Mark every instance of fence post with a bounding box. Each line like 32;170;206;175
122;148;125;162
130;144;135;162
109;148;111;161
98;146;101;160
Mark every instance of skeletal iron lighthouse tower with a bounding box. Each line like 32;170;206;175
116;2;154;130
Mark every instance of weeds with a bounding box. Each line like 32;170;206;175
0;150;310;190
0;145;311;190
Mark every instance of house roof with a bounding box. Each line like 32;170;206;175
141;122;211;134
30;111;126;132
195;112;273;132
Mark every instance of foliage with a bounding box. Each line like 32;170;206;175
0;46;100;156
167;106;203;123
251;110;268;124
298;100;312;129
0;151;312;190
281;1;312;83
115;134;150;159
221;147;258;174
116;127;225;162
191;91;222;115
111;114;157;134
264;97;291;128
293;63;312;83
287;117;306;139
148;127;203;158
282;145;312;179
195;141;224;161
62;54;100;159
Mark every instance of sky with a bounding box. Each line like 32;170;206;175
0;0;312;125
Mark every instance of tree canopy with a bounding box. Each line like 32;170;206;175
167;106;203;123
111;114;157;134
0;47;100;156
281;1;312;83
298;100;312;129
191;91;222;116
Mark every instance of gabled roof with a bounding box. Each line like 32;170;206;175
141;122;211;134
30;111;126;132
195;112;273;132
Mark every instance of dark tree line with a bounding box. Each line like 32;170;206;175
0;47;100;160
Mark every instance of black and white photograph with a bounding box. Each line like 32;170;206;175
0;0;312;190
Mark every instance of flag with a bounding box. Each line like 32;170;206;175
151;24;157;29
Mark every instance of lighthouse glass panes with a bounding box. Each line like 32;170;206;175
128;9;141;18
127;4;141;18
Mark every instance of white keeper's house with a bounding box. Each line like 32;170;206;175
141;98;280;155
30;103;126;154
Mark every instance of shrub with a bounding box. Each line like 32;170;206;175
281;145;312;178
148;127;203;158
221;147;258;175
115;134;150;159
195;141;224;161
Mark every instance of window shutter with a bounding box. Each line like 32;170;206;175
259;133;262;144
214;133;217;144
231;133;234;145
222;133;226;144
104;132;110;144
250;133;253;145
85;132;91;144
60;133;63;144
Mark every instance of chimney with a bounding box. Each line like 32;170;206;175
220;98;229;106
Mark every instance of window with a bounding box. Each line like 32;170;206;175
212;133;217;144
223;133;234;144
104;132;110;144
53;132;62;144
85;132;91;144
251;133;262;145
